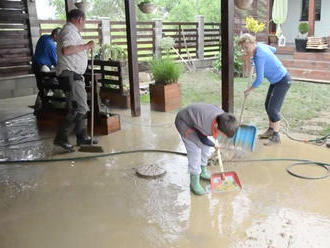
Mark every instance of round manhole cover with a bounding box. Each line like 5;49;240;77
135;164;166;179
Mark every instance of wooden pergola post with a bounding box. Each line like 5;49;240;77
64;0;76;20
308;0;315;36
221;0;234;113
124;0;141;117
267;0;276;35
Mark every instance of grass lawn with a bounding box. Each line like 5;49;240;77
141;70;330;136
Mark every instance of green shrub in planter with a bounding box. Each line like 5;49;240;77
295;22;309;52
150;58;183;85
298;22;309;36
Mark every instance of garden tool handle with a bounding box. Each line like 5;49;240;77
216;140;225;174
239;95;247;125
239;66;254;125
91;48;94;145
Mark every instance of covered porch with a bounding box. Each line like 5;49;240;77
0;95;330;247
0;0;330;246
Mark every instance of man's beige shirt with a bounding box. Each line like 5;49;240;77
56;22;87;76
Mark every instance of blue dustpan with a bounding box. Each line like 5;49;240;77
233;124;257;151
218;124;257;151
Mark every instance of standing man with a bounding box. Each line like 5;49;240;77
32;27;61;114
54;9;97;152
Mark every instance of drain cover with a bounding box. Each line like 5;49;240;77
135;164;166;179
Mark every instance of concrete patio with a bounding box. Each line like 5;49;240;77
0;95;330;248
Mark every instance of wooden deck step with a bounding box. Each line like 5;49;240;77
294;52;330;60
290;77;330;84
273;45;295;55
287;67;330;83
281;59;330;70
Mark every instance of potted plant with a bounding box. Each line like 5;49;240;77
96;44;127;63
138;0;157;14
149;58;183;112
245;16;265;38
295;22;309;52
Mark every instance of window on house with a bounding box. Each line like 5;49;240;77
301;0;321;21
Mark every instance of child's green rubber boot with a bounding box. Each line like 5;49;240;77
190;174;206;195
200;166;211;181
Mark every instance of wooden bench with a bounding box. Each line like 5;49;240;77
36;70;120;135
86;59;130;109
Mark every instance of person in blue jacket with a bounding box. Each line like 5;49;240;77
238;33;291;145
32;28;61;115
32;28;61;72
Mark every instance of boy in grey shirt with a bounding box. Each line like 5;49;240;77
175;103;238;195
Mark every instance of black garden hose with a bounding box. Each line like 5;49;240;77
0;149;328;180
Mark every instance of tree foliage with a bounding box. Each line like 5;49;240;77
48;0;221;22
48;0;66;20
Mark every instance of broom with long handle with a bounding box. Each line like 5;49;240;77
79;48;104;153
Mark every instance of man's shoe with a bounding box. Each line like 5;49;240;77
200;166;211;181
258;128;274;139
264;134;281;146
77;136;98;146
54;139;74;152
190;174;206;195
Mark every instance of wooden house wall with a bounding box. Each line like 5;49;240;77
0;0;32;77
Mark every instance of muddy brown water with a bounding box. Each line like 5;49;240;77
0;100;330;248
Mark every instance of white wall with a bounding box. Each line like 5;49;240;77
281;0;330;43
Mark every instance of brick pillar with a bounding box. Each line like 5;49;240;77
153;19;162;58
101;19;110;45
308;0;315;36
196;15;204;60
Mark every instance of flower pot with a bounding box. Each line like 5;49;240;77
138;2;157;14
234;0;253;10
149;83;181;112
295;38;307;52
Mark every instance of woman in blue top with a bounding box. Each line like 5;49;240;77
238;33;291;145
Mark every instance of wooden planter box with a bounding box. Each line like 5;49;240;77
92;114;121;135
100;87;130;109
37;111;121;136
149;83;181;112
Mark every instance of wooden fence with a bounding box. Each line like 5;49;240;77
39;20;224;62
204;22;221;58
14;17;269;77
39;19;103;44
110;21;154;60
0;0;33;77
162;22;198;60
